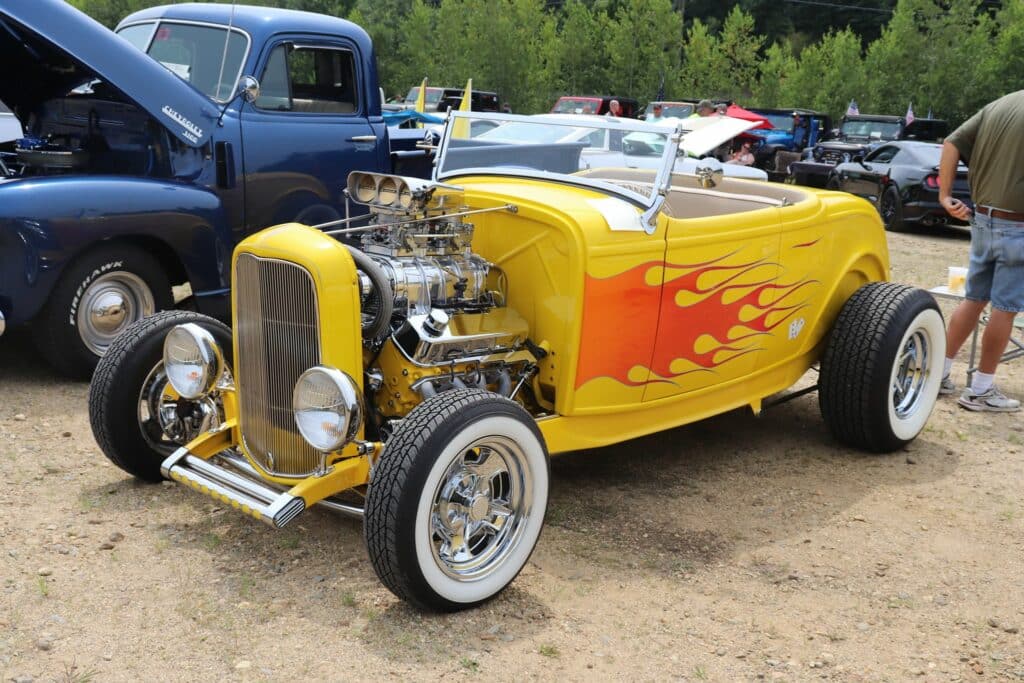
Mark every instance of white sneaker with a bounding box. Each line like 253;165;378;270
939;376;957;395
958;385;1021;412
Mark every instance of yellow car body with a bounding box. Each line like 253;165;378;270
181;171;887;506
92;112;941;611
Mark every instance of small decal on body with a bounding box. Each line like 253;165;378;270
161;105;203;144
788;317;805;340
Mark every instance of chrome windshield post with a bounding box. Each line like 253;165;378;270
641;124;684;234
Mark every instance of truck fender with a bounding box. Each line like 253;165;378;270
0;176;231;326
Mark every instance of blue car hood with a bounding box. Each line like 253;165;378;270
0;0;217;147
748;129;790;143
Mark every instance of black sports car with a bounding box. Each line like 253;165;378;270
829;140;972;231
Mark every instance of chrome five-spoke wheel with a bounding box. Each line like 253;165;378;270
365;389;549;611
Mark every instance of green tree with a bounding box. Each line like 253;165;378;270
717;5;763;100
674;18;725;98
604;0;682;101
863;0;933;116
348;0;414;98
554;0;611;97
392;0;441;97
751;42;796;108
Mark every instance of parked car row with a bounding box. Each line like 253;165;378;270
828;140;971;231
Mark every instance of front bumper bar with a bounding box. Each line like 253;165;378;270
158;418;374;528
162;447;306;528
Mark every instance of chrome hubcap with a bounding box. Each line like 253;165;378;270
77;272;154;355
430;437;532;581
138;362;217;453
893;327;931;419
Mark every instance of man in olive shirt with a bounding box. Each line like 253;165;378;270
940;90;1024;411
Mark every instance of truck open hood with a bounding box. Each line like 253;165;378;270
0;0;217;147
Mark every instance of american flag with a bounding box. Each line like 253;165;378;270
846;99;859;116
906;102;915;125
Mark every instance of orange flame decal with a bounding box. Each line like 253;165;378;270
576;253;816;388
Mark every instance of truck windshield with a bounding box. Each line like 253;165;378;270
404;87;444;106
117;22;249;102
760;113;796;131
841;119;901;140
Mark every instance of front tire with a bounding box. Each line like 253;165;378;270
88;310;232;481
819;283;945;453
33;245;172;379
365;389;549;611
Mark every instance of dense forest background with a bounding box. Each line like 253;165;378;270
69;0;1023;125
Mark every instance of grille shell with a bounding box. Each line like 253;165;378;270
235;253;323;476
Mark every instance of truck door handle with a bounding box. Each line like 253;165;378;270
348;135;377;142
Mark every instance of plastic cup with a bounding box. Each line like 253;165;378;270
948;266;968;295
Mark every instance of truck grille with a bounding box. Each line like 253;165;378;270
235;253;322;476
820;149;847;165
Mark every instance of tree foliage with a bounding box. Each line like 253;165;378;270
65;0;1021;125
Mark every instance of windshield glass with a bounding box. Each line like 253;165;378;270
841;119;901;140
117;22;249;101
759;113;795;131
645;102;694;119
405;87;444;105
436;112;689;211
551;97;602;114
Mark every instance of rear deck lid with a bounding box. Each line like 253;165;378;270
0;0;217;147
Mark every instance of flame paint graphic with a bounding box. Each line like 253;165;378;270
576;252;817;388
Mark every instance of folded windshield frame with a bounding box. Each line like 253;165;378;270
435;111;685;233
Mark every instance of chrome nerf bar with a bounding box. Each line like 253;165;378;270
161;448;305;528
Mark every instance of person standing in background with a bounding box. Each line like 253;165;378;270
939;90;1024;411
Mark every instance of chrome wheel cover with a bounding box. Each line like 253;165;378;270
892;326;931;419
77;271;155;355
138;362;216;453
429;436;533;581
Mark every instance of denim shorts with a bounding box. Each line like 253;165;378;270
965;211;1024;312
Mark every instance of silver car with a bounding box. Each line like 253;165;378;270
0;100;21;143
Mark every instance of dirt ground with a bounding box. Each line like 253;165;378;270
2;223;1023;683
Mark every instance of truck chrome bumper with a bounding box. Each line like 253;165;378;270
161;447;306;528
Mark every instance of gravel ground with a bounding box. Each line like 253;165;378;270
1;222;1023;682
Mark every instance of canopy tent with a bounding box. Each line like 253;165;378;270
725;104;773;130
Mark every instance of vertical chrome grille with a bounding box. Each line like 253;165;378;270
235;253;322;476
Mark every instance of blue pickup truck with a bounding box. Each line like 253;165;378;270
0;1;426;377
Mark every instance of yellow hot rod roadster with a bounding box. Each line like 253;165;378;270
89;112;945;611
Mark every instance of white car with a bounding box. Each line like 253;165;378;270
473;113;768;180
0;101;21;143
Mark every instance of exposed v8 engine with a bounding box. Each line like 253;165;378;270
341;172;540;420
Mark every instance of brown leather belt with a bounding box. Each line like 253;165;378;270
976;205;1024;221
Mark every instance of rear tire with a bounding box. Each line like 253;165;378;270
879;184;905;231
89;310;232;481
33;245;172;379
819;283;945;453
365;389;549;611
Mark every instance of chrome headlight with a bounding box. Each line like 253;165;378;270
293;366;363;452
163;323;224;399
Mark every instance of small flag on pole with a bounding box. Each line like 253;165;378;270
655;72;665;103
452;78;473;139
846;99;859;116
413;76;428;128
927;107;933;119
906;102;915;125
